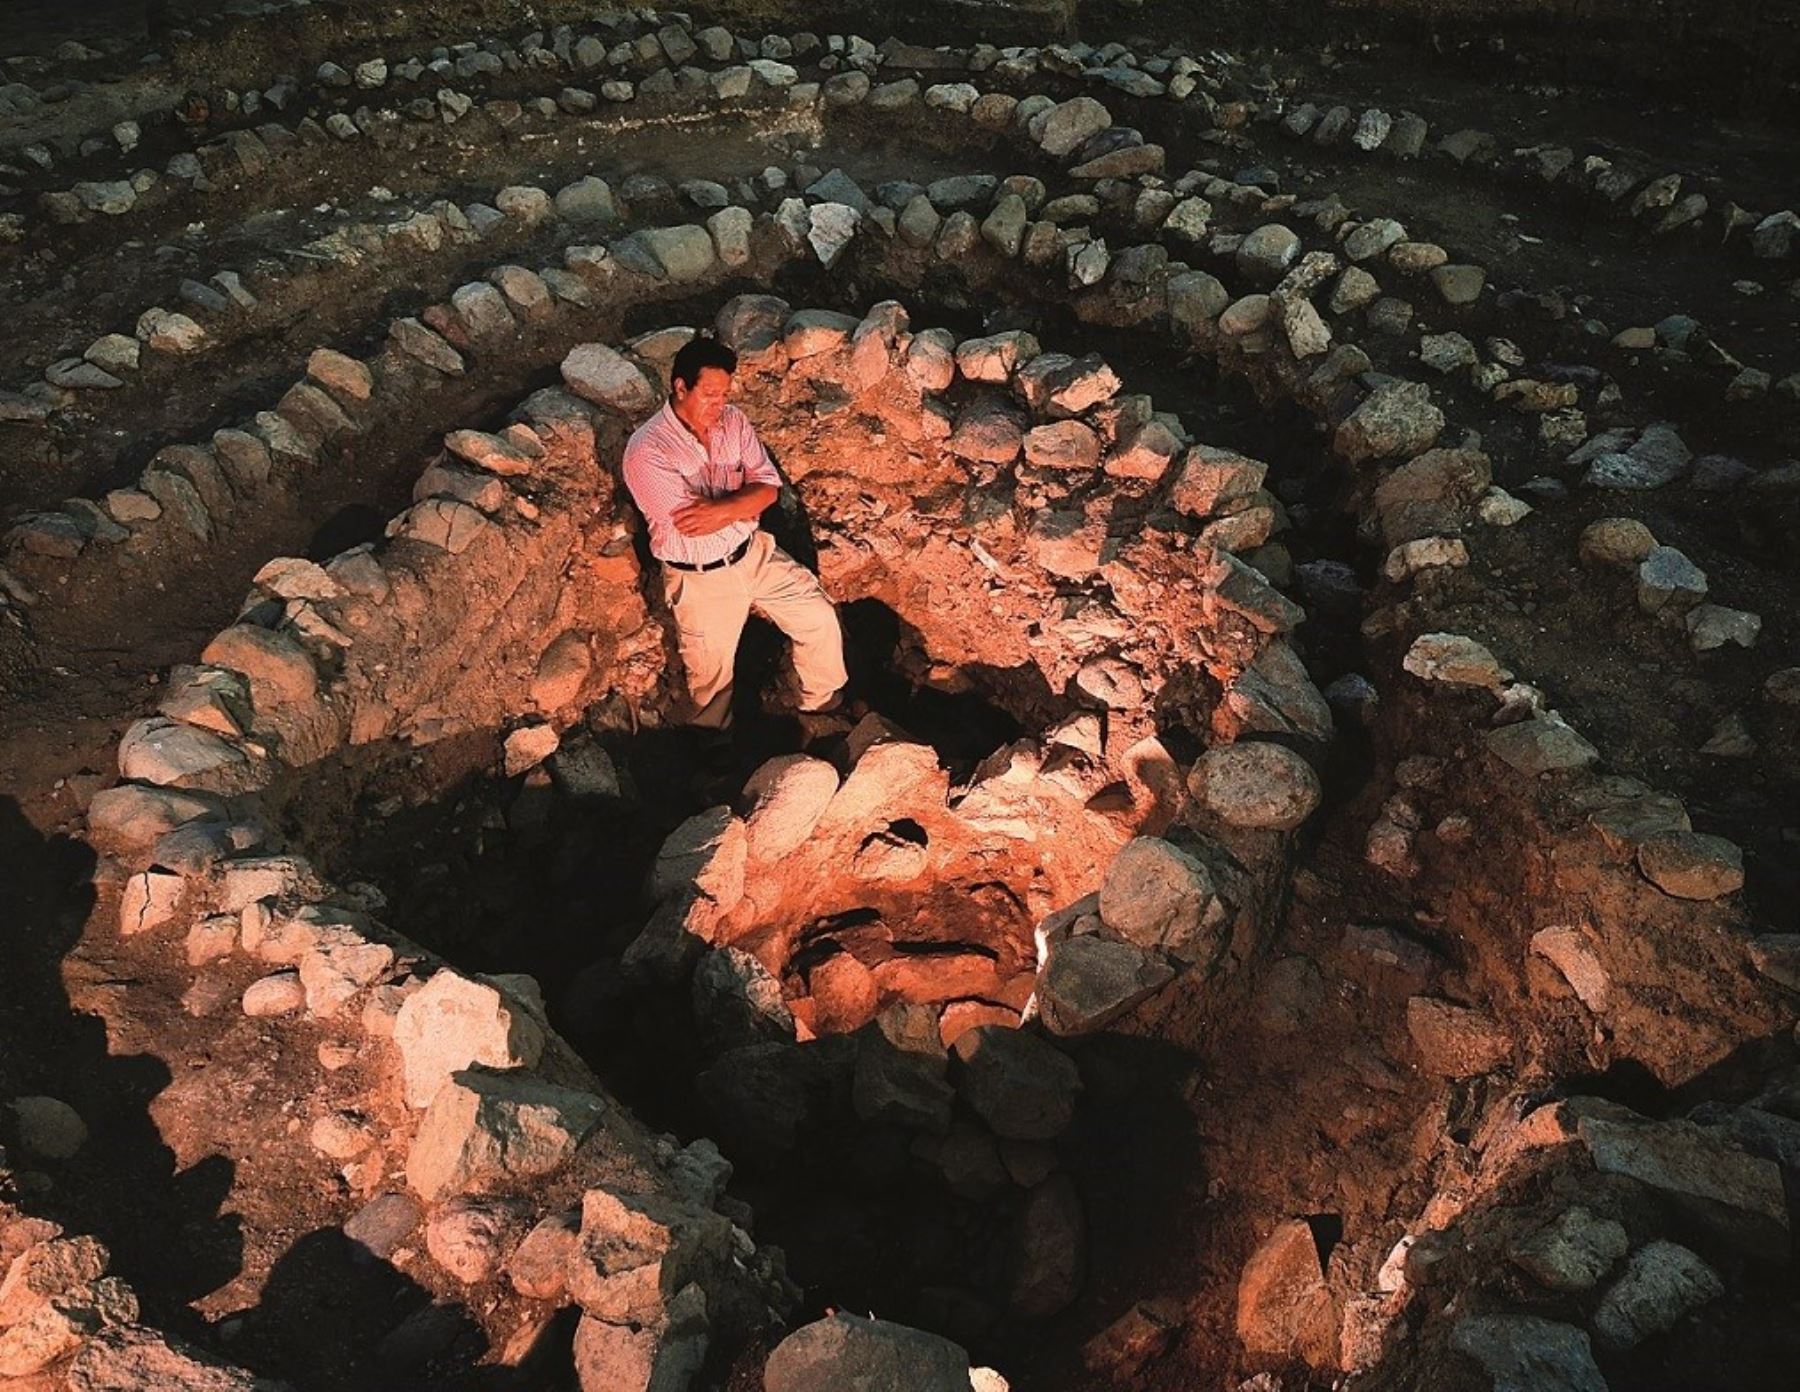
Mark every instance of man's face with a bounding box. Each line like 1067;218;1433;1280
673;365;733;436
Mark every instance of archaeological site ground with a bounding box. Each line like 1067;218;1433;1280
0;0;1797;1387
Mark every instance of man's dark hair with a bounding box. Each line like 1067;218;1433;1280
670;336;738;391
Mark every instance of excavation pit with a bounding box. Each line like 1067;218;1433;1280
199;294;1335;1380
49;160;1797;1386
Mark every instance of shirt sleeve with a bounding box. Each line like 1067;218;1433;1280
621;427;690;534
731;409;781;489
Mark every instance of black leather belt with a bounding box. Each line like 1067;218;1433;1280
663;535;752;573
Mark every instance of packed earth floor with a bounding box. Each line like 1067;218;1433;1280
1;3;1798;1392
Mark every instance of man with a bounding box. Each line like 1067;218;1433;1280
621;337;848;731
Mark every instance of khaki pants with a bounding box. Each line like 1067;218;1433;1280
661;531;848;729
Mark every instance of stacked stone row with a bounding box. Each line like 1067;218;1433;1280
15;70;1786;571
16;76;1774;883
0;157;793;434
1163;220;1781;1010
0;189;813;583
3;15;868;241
1267;91;1800;267
1;15;1239;248
1227;1076;1794;1383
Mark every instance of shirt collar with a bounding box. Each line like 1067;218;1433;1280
662;398;713;450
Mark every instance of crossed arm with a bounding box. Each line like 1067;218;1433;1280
671;482;779;536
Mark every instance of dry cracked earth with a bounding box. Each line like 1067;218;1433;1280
1;1;1798;1390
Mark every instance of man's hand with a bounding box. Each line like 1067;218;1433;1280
671;497;741;536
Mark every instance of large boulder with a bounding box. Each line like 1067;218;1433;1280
1332;382;1444;463
86;783;224;854
405;1068;604;1201
1034;97;1112;158
200;624;318;710
1009;1172;1085;1317
117;718;247;788
764;1314;970;1392
1036;933;1175;1036
505;1209;581;1300
1448;1314;1606;1392
951;1026;1081;1140
561;343;660;415
1573;1101;1789;1261
1187;742;1321;830
391;970;548;1108
1370;447;1491;546
742;755;839;862
692;947;795;1051
1167;445;1268;519
566;1188;732;1325
1405;996;1511;1077
1591;1241;1721;1349
1508;1206;1628;1293
853;1010;955;1132
650;808;746;915
715;293;791;352
425;1195;533;1284
0;1236;110;1326
694;1041;820;1162
1097;837;1226;965
1636;831;1744;900
627;224;716;282
572;1285;709;1392
1236;1219;1337;1365
1235;223;1301;283
65;1325;281;1391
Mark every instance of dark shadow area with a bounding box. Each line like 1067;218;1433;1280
995;1030;1211;1384
306;502;389;560
0;794;244;1339
233;1224;529;1390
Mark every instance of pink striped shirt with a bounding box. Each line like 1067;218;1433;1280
620;401;781;565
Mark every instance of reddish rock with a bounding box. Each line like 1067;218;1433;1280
200;624;318;709
85;784;223;855
806;952;880;1034
1405;996;1511;1077
530;630;592;711
1236;1219;1338;1366
505;1209;581;1300
872;952;1005;1004
425;1195;533;1284
938;1000;1020;1049
764;1314;968;1392
566;1189;730;1325
1081;1298;1184;1378
1636;832;1744;900
0;1236;109;1325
